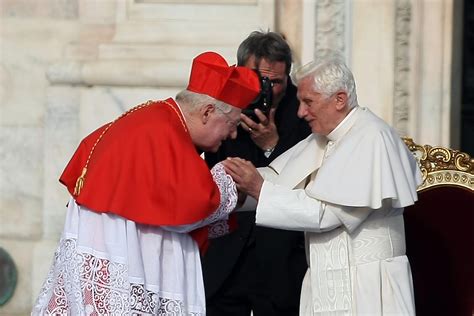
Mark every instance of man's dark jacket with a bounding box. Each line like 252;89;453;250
203;81;311;310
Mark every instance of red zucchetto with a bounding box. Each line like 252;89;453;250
187;51;260;109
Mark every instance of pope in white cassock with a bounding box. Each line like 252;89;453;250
223;55;423;315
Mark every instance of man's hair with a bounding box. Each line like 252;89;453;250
237;31;292;75
292;53;358;109
176;90;233;114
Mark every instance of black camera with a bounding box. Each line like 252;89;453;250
242;70;273;122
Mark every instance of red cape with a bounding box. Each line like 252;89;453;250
60;99;220;233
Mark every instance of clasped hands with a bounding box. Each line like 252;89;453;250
222;157;263;201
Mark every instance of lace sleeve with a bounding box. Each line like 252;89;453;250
205;162;238;223
206;163;238;238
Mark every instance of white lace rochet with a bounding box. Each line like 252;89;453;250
32;162;237;315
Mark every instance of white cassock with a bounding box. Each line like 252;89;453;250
255;106;423;315
32;163;236;316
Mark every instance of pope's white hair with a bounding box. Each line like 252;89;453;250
291;52;358;109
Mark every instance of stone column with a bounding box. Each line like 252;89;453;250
300;0;352;65
409;0;461;147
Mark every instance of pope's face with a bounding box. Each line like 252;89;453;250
296;76;340;135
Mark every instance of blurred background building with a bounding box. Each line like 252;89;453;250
0;0;468;314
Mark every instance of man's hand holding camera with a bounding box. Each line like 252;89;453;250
241;107;279;152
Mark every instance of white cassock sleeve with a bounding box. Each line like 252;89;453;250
235;166;278;212
256;180;373;233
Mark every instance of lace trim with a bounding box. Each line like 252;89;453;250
208;220;230;239
211;162;237;214
32;238;203;316
197;163;237;229
200;163;237;238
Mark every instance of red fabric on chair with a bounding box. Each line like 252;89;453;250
404;187;474;316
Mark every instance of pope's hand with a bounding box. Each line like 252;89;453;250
222;157;263;200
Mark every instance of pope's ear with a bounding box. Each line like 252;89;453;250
201;104;216;124
334;91;348;111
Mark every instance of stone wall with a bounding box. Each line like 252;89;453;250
1;1;81;314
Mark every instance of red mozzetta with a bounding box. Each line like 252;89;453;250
60;98;220;227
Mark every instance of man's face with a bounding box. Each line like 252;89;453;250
244;56;288;107
296;76;341;135
199;107;241;152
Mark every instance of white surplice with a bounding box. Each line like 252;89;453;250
255;107;422;315
32;163;237;316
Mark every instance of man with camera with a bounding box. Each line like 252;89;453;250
203;31;311;316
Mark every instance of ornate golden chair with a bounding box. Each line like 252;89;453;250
402;138;474;316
